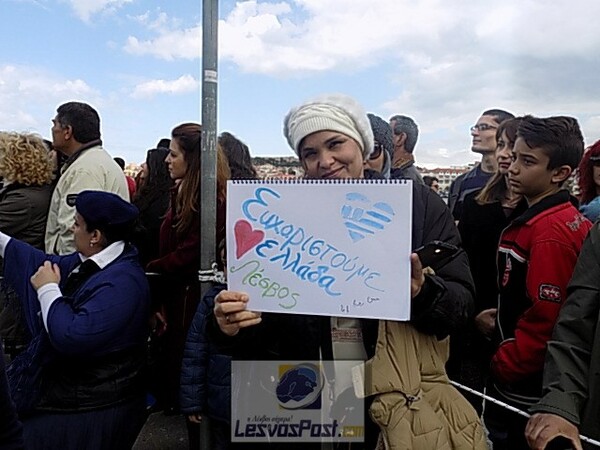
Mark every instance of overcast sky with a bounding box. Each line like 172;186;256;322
2;0;600;167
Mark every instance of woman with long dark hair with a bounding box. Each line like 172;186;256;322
132;147;173;266
146;124;230;412
218;131;257;179
452;117;525;413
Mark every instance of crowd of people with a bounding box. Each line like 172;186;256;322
0;97;600;450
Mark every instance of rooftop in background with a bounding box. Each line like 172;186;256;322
252;156;303;179
250;156;474;188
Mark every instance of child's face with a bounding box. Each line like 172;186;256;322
508;137;563;205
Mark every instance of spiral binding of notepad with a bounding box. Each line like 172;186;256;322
229;178;410;184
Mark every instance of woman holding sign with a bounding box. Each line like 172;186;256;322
213;94;485;449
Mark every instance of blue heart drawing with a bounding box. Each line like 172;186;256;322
340;192;395;242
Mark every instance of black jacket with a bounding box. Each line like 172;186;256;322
0;346;23;449
0;183;53;352
132;189;170;267
458;191;526;314
448;191;526;387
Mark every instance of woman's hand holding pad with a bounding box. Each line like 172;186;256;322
214;290;262;336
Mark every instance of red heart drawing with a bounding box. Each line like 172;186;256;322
234;219;265;259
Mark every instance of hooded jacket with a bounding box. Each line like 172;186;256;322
363;321;487;450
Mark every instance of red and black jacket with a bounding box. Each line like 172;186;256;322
491;190;591;406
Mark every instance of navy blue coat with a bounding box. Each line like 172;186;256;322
180;284;231;423
4;240;149;410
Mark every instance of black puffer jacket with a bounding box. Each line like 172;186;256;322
180;284;231;423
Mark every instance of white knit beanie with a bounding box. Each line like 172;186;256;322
283;94;374;159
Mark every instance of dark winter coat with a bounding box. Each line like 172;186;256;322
0;346;23;449
4;241;149;411
448;164;494;221
132;188;170;267
448;191;527;406
0;183;53;356
146;187;226;407
389;160;424;185
180;284;230;423
530;223;600;447
0;183;52;249
458;191;527;314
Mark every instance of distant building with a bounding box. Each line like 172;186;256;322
250;157;475;192
421;165;474;197
252;156;303;179
125;162;141;178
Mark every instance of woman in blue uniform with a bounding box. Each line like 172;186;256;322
1;190;150;450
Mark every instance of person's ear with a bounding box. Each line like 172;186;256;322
89;229;103;246
551;165;572;184
397;132;407;147
63;125;73;141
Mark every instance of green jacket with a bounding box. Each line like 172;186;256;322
530;223;600;446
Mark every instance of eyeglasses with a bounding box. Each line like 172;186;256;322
470;124;497;133
369;142;384;160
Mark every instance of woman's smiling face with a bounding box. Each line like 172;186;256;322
298;131;365;180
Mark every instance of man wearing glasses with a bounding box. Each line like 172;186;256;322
389;115;424;184
448;109;514;221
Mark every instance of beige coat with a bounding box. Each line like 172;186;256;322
358;321;488;450
45;145;129;255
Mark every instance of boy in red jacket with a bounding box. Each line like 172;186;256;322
487;115;592;450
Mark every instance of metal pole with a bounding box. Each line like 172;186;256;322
199;0;218;449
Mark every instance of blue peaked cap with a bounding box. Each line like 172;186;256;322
75;190;138;228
